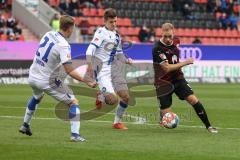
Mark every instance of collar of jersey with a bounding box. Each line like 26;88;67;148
160;38;173;46
104;26;116;33
58;31;65;39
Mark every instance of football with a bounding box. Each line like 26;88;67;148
162;112;179;129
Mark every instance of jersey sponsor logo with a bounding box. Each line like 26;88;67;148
180;47;202;61
104;42;115;51
159;53;167;60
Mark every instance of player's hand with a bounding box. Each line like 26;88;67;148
185;57;194;65
126;58;133;65
86;80;97;88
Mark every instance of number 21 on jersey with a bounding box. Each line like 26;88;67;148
36;36;55;63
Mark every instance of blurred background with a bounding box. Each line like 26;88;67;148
0;0;240;84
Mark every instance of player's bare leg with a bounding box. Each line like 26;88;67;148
185;94;218;133
96;92;118;109
111;90;130;130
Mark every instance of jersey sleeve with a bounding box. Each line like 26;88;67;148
90;28;104;48
152;45;167;64
58;45;72;64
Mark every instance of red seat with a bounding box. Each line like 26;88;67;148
230;29;238;38
83;8;91;16
211;29;218;37
98;9;104;16
49;0;60;7
218;29;226;37
119;27;129;36
237;38;240;44
123;18;132;27
225;29;233;38
18;35;25;41
221;38;229;45
0;34;8;41
208;38;218;45
202;37;210;44
191;28;198;37
183;28;192;37
128;27;140;36
175;28;184;37
74;17;81;26
212;38;223;45
228;38;236;45
196;28;204;37
117;18;124;27
156;28;162;36
94;17;104;26
204;29;211;37
181;37;188;44
89;8;97;16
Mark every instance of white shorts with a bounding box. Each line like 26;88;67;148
97;66;128;94
28;77;75;105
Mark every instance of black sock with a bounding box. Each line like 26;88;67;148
192;101;211;129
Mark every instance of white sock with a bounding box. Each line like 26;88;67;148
70;121;80;134
114;102;127;124
23;107;37;124
98;92;106;104
69;106;80;135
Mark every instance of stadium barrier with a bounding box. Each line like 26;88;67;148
0;42;239;84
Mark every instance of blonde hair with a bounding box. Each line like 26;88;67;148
162;23;174;32
60;15;74;31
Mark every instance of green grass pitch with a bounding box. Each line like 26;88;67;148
0;84;239;160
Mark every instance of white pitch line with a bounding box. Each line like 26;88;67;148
0;106;55;110
0;115;240;131
0;105;147;124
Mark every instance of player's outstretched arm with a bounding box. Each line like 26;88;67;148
63;63;97;88
161;57;194;73
86;43;97;78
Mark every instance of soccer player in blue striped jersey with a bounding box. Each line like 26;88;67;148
19;15;97;142
86;8;133;130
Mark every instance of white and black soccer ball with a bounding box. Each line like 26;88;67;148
162;112;179;129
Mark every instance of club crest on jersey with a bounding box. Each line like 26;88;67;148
159;54;167;60
94;38;99;42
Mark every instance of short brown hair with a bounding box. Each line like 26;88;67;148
162;23;174;32
104;8;117;20
60;15;74;31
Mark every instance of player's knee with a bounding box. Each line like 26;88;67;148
121;94;130;104
28;96;42;110
186;95;198;105
69;98;79;106
34;94;44;102
105;94;118;105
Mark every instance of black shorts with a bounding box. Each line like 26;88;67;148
156;79;194;109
